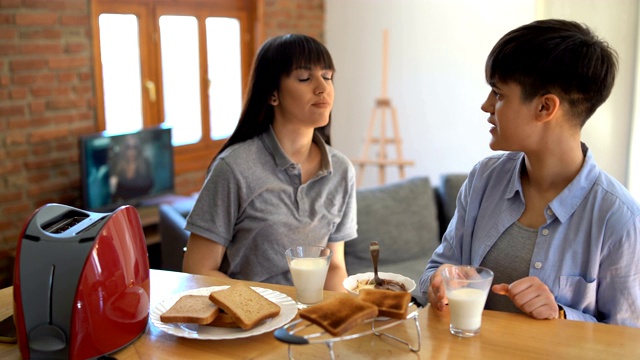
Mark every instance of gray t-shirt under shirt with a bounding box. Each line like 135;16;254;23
481;221;538;314
185;127;358;285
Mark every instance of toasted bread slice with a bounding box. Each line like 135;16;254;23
160;295;220;324
208;284;281;330
206;310;240;328
358;288;411;319
299;296;379;336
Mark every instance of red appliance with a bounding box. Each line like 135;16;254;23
13;204;150;359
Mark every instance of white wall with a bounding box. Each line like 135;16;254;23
631;4;640;200
326;0;638;189
538;0;638;189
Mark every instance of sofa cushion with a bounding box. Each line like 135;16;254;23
345;176;440;283
436;173;468;236
159;198;196;272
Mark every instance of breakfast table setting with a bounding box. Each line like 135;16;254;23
2;268;640;359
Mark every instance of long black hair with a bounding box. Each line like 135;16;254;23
209;34;335;169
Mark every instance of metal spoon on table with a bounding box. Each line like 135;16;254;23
369;241;385;288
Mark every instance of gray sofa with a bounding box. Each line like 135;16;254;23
158;174;467;305
158;196;199;272
344;175;466;305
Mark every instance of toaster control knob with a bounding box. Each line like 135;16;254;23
29;324;66;353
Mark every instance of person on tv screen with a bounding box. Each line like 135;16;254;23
420;19;640;327
109;134;154;202
182;34;357;291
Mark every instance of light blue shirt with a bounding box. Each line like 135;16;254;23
420;144;640;327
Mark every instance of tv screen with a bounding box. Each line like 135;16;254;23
80;126;175;212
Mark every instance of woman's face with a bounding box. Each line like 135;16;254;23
480;80;539;152
273;66;334;129
124;137;140;160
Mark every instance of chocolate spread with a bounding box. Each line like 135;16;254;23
374;279;407;292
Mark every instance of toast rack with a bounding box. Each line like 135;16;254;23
274;304;422;360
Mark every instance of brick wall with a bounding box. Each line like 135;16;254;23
264;0;325;40
0;0;324;287
0;0;95;288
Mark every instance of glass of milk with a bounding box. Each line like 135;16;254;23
441;266;494;337
285;246;332;308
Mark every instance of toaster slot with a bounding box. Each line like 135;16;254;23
76;215;108;235
42;210;89;234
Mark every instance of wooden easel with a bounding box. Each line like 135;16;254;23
352;29;414;187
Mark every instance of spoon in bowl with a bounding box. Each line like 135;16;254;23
369;241;385;287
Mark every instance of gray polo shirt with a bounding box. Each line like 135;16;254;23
185;127;358;285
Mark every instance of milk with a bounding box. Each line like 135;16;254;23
289;257;329;305
447;288;488;331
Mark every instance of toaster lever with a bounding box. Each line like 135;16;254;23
27;264;67;353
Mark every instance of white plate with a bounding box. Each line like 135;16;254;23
150;286;297;340
343;272;416;295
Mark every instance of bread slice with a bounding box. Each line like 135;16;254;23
358;288;411;319
160;295;220;324
206;310;240;328
298;295;379;336
208;284;281;330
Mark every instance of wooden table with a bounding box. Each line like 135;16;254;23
2;269;640;359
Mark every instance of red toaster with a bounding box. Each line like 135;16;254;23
13;203;150;359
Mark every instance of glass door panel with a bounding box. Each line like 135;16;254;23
206;17;242;140
159;15;202;146
98;14;144;133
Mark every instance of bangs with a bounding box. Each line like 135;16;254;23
274;34;335;74
485;35;528;86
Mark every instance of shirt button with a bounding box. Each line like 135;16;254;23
535;262;542;269
542;229;549;236
547;209;554;216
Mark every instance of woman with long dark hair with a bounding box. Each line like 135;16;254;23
183;34;356;291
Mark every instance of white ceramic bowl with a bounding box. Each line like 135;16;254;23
343;272;416;295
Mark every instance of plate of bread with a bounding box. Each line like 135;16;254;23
298;288;412;336
151;283;297;340
275;287;419;350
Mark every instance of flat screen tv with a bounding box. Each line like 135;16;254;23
80;126;175;212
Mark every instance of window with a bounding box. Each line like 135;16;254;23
97;14;145;134
206;17;243;141
158;15;203;146
90;0;261;174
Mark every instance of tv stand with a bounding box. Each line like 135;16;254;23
136;193;189;208
136;193;195;244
